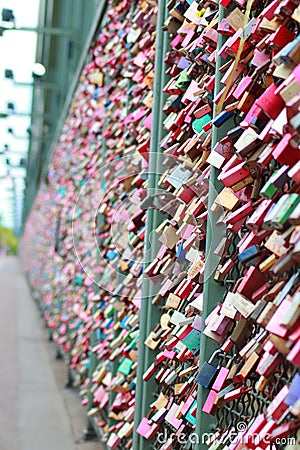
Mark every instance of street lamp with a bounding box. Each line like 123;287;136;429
1;143;27;156
32;63;46;78
0;102;31;117
1;8;15;24
4;67;61;90
7;102;15;113
4;68;32;86
6;158;27;168
1;150;27;157
1;8;74;36
7;128;29;139
7;128;50;144
3;147;27;154
4;69;13;79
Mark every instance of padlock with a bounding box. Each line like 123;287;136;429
225;202;254;228
202;389;218;415
235;265;269;300
269;193;300;229
260;166;290;198
250;299;268;322
272;133;300;166
165;403;183;430
211;315;234;336
237;244;262;267
196;350;222;388
249;419;277;449
285;373;300;411
270;420;300;443
211;359;232;392
281;292;300;327
143;362;158;381
227;292;256;319
255;82;285;119
252;282;271;303
151;407;168;424
287;338;300;366
242;414;268;448
234;128;261;157
136;417;160;440
218;161;252;188
223;386;252;402
256;375;269;392
230;317;253;349
256;352;283;378
267;25;295;50
266;299;292;337
266;385;289;421
269;334;290;356
214;187;240;210
238;230;271;255
235;352;260;382
215;384;236;406
179;393;196;417
272;252;297;275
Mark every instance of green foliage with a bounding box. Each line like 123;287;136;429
0;227;19;255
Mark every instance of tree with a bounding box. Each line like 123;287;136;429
0;225;18;255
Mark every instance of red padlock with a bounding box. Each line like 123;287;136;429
255;83;285;120
266;385;289;421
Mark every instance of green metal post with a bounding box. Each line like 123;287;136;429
85;66;111;437
195;5;235;449
141;4;169;418
85;301;99;439
132;2;167;450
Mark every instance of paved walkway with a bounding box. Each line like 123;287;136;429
0;256;102;450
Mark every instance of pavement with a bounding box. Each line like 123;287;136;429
0;256;103;450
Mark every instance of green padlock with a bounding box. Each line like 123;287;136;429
192;113;212;134
259;171;279;198
175;68;191;90
75;276;83;285
260;165;289;199
185;400;197;426
270;193;300;229
182;328;201;354
117;357;133;376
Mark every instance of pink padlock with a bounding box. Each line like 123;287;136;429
202;390;218;415
211;367;230;392
266;385;289;421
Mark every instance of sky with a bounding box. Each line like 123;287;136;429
0;0;40;231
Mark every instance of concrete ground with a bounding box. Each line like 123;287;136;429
0;256;103;450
